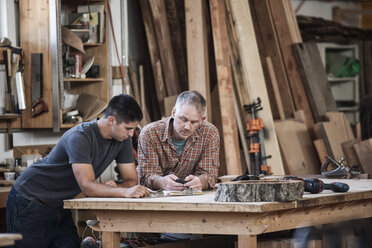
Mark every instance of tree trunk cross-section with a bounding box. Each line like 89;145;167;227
214;180;304;202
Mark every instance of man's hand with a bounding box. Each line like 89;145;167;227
104;180;117;187
122;185;150;198
157;174;186;191
184;175;202;190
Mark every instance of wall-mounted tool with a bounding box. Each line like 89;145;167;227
3;49;16;113
31;53;49;117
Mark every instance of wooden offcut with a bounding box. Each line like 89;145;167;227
214;180;304;202
319;112;355;160
209;0;242;175
275;120;320;175
228;0;284;175
354;138;372;176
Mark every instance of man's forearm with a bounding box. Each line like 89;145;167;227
120;178;138;188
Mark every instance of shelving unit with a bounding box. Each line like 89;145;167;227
19;0;110;131
317;43;360;124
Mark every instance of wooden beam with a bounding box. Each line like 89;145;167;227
139;0;166;116
185;0;211;120
209;0;242;175
249;0;295;119
228;0;284;175
149;0;181;96
269;0;314;133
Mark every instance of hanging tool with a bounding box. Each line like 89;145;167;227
31;53;49;117
285;177;349;194
3;49;16;113
244;97;272;178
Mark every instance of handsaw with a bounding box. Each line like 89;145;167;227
31;53;49;117
3;49;15;113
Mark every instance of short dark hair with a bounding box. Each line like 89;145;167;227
104;94;143;123
175;90;206;114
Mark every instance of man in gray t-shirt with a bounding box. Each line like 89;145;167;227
6;94;149;248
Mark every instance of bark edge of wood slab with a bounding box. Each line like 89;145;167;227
214;180;304;202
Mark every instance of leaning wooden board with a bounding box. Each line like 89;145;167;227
275;120;319;175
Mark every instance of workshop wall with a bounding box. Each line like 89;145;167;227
0;0;362;165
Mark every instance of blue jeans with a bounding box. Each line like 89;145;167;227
6;188;79;248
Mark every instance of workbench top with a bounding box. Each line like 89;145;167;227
64;179;372;213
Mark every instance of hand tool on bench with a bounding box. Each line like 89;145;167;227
31;53;49;117
284;177;349;194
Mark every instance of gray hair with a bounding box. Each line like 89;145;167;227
174;90;206;114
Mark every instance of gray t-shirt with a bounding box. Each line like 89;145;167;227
14;119;134;208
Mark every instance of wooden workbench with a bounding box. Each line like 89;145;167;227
64;179;372;248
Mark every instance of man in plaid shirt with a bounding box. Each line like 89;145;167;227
137;90;220;191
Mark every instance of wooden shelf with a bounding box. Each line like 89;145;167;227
328;77;356;82
63;78;104;82
83;43;102;47
0;114;21;120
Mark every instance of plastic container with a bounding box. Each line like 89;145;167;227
21;149;35;167
32;149;42;162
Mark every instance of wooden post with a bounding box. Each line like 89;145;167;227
185;0;211;120
209;0;242;175
229;0;284;175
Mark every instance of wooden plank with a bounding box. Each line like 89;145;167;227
0;233;22;247
19;0;53;128
275;120;319;175
149;0;181;96
238;235;257;248
314;139;328;164
249;0;295;119
209;0;242;175
185;0;211;120
266;57;285;120
228;0;284;175
305;43;338;112
139;0;166;116
319;112;355;160
293;43;337;122
341;139;361;169
225;0;251;115
354;138;372;176
269;0;314;133
101;232;120;248
165;0;188;92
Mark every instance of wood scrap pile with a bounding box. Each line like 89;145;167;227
297;15;372;43
135;0;370;178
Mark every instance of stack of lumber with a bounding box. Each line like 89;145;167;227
137;0;370;178
297;15;372;43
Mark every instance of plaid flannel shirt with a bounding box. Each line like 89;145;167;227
137;117;220;189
